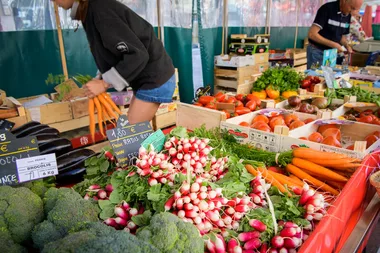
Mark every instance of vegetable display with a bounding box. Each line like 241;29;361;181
342;108;380;125
325;86;380;106
253;68;303;94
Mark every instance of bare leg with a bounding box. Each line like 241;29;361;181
127;96;160;124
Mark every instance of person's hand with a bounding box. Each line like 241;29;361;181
346;45;353;54
84;79;109;98
334;43;344;52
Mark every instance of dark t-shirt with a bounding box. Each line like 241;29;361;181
309;1;351;50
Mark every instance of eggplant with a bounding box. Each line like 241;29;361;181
56;167;86;185
11;121;41;135
36;133;61;145
30;127;60;137
57;149;96;171
39;138;73;157
14;124;50;138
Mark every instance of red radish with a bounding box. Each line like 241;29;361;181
139;146;147;156
123;227;131;233
233;246;243;253
305;204;315;214
208;190;217;199
152;157;161;166
122;201;130;210
313;212;324;220
288;249;297;253
189;192;198;200
148;178;158;186
165;196;175;211
127;221;137;230
176;198;184;209
299;189;315;205
215;220;226;228
128;171;136;177
88;184;101;190
199;200;209;211
97;190;107;199
200;186;208;192
105;184;114;192
183;196;191;204
164;141;172;150
177;210;185;218
240;196;250;205
292;187;302;195
207;240;217;253
84;194;90;200
181;183;190;194
249;194;261;204
235;205;249;213
260;243;268;253
225;207;235;215
268;249;279;253
185;210;198;218
177;145;183;152
184;203;194;211
169;148;177;156
191;182;200;193
193;199;201;205
271;236;284;248
249;219;267;232
104;151;115;161
104;218;118;228
140;168;152;176
306;197;322;208
183;143;192;153
193;216;202;224
114;217;128;227
159;178;168;184
280;228;297;237
207;211;220;222
228;239;239;252
238;231;260;242
115;206;129;220
279;248;288;253
215;234;227;253
232;221;240;230
283;238;301;248
223;216;233;225
244;238;261;250
129;208;138;216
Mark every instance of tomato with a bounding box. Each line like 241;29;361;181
252;90;267;100
198;96;216;106
239;121;250;127
289;120;305;130
318;124;339;134
322;136;342;148
235;94;245;101
347;144;355;150
313;76;321;84
322;128;342;141
284;114;299;127
193;102;203;107
245;100;257;111
304;118;315;124
299;137;308;140
222;110;231;119
359;110;373;118
309;83;316;92
373;131;380;138
254;124;272;133
246;94;261;106
281;91;298;99
235;107;251;115
214;92;226;102
252;115;269;124
301;80;311;89
373;119;380;125
251;121;269;129
226;97;237;104
205;103;217;110
305;76;313;81
269;117;285;130
308;132;324;143
266;86;280;99
365;134;379;148
357;115;373;124
235;101;244;108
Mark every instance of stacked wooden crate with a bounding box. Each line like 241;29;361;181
289;49;307;72
214;65;256;94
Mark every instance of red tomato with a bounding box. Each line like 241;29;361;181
373;131;380;138
301;80;311;89
304;118;315;124
308;132;324;143
226;97;237;104
205;103;217;110
222;110;231;119
365;134;379;148
357;116;373;124
214;92;226;102
289;120;305;130
198;96;216;106
252;115;269;124
322;136;342;148
235;101;244;108
246;95;261;107
269;117;285;131
235;94;245;101
239;121;250;127
245;100;257;111
359;110;373;118
235;107;251;115
193;102;203;107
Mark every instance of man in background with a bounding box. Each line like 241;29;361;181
307;0;363;68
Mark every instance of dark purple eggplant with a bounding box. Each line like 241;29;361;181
56;167;86;185
30;127;60;137
36;133;60;145
39;138;72;157
57;149;96;171
15;124;50;138
11;121;41;135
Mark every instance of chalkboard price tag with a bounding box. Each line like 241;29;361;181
106;116;153;167
0;132;40;186
0;120;15;131
16;154;58;183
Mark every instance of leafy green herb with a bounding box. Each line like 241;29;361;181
252;67;303;93
169;126;189;139
132;210;152;227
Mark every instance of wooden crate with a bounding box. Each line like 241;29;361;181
214;65;256;89
288;49;307;67
176;103;227;131
71;98;90;119
153;111;176;130
0;90;6;102
7;115;28;128
215;81;254;95
253;53;269;65
294;64;307;73
253;62;269;74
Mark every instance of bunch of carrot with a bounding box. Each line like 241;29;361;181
88;93;122;142
245;148;361;196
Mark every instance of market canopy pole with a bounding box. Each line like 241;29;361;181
53;2;69;80
265;0;272;35
294;0;300;49
156;0;161;41
221;0;228;55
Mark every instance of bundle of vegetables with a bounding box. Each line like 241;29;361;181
342;108;380;125
299;76;322;92
88;93;122;142
239;112;313;132
325;86;380;106
194;93;262;118
252;67;303;99
286;96;330;114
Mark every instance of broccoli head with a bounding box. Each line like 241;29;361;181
17;179;55;199
0;230;27;253
0;186;44;246
32;187;100;249
137;212;204;253
42;222;159;253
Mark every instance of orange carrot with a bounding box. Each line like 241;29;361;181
256;167;292;196
305;158;360;167
98;94;118;121
93;97;105;138
267;171;303;188
326;180;346;190
102;93;122;115
102;107;116;127
289;175;303;185
292;158;348;182
88;98;95;143
330;163;362;170
244;164;259;177
293;148;346;160
286;164;339;196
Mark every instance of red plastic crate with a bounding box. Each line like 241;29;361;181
71;124;115;149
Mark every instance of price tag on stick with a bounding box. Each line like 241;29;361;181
16;154;58;183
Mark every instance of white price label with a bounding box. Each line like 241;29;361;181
16;154;58;183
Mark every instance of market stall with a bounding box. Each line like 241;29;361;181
1;0;380;253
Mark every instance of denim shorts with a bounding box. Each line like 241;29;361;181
135;74;176;104
307;45;324;69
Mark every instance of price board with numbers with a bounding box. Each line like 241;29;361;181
0;119;15;131
16;154;58;183
106;116;153;167
0;130;40;185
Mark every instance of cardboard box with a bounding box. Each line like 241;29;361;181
110;90;134;106
214;55;255;68
281;120;380;159
253;63;270;74
253;53;269;65
156;101;178;116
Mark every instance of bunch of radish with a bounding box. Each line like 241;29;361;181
103;201;140;233
249;173;270;207
269;221;307;253
296;184;326;223
165;181;256;235
84;184;114;201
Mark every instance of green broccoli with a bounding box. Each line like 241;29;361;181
0;230;27;253
42;222;160;253
0;186;44;247
17;179;55;199
32;187;100;249
137;212;204;253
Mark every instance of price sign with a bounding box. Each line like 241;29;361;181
0;131;40;185
106;115;153;167
16;154;58;183
0;120;15;131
